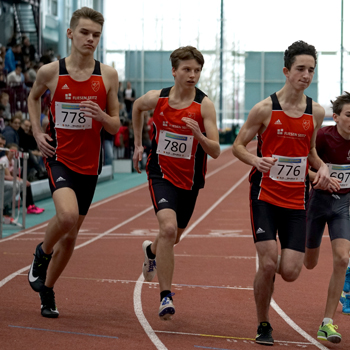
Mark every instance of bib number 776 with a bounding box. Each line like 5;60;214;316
269;155;307;182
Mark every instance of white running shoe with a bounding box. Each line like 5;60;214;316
159;295;175;320
142;240;157;282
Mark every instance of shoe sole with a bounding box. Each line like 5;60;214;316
317;335;341;344
255;340;274;346
159;307;175;321
41;311;59;318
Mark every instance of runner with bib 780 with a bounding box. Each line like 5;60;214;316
132;46;220;320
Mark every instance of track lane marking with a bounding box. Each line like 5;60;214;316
255;256;329;350
133;171;251;350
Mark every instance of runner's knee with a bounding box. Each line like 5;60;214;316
56;211;79;233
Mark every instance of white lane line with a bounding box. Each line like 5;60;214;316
0;206;153;288
133;171;250;350
255;255;328;349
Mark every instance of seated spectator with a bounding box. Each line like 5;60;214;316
2;114;22;146
0;133;6;158
4;43;21;73
0;143;44;214
25;62;38;88
18;118;47;181
0;45;6;66
7;64;24;86
0;104;5;131
22;36;37;63
0;92;11;122
0;62;6;88
2;114;22;145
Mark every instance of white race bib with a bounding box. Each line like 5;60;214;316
327;163;350;188
269;155;307;182
156;130;193;159
55;102;92;130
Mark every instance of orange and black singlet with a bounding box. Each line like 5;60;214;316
46;58;107;175
249;93;314;210
146;87;207;190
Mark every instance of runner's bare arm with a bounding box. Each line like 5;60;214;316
79;64;120;134
182;97;220;159
28;62;58;158
232;99;277;173
308;102;333;190
132;90;160;173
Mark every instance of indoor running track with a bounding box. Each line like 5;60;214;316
0;143;347;350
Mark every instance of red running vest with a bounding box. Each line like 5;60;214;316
249;93;314;210
46;58;107;175
146;87;207;190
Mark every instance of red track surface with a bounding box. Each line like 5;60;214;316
0;143;348;350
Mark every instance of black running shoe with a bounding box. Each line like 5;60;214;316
28;242;52;292
256;322;274;346
39;287;59;318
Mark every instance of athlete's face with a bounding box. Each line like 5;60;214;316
172;59;202;88
334;103;350;139
67;18;102;55
283;55;315;91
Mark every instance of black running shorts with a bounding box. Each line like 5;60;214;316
250;199;306;252
46;160;98;215
148;177;199;229
306;189;350;249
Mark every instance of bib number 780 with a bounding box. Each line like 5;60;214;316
156;130;193;159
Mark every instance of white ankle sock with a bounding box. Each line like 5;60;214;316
322;318;333;326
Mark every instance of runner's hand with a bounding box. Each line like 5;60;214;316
313;164;332;190
182;117;202;140
133;145;144;174
318;175;341;192
34;132;55;158
254;157;277;173
80;100;105;122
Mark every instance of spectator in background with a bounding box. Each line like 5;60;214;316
123;81;135;119
18;118;47;181
5;43;21;73
0;143;44;214
0;46;6;66
7;64;24;86
2;114;22;145
0;62;6;88
22;36;37;63
114;118;130;159
0;104;5;131
103;128;114;166
0;133;6;157
0;92;11;122
25;62;39;88
118;81;124;113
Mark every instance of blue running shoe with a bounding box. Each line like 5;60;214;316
159;293;175;320
342;294;350;315
344;267;350;293
340;291;346;305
